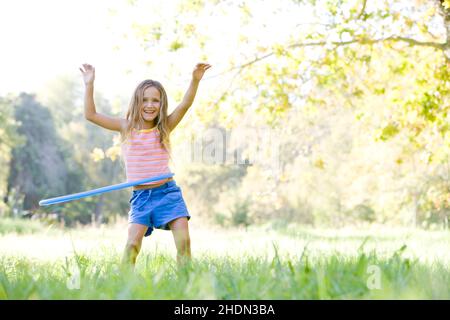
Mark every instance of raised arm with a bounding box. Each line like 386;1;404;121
80;64;126;132
167;63;212;132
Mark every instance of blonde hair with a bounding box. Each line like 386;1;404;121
121;80;171;154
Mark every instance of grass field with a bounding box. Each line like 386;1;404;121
0;218;449;299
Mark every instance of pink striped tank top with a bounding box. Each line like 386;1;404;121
122;127;172;186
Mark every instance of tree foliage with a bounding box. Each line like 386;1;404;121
114;0;449;227
2;0;449;228
7;93;75;211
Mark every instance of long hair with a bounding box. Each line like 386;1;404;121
121;80;171;154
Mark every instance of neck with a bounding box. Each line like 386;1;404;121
140;120;156;129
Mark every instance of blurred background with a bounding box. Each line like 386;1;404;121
0;0;449;231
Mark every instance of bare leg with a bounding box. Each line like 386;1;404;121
121;223;148;269
168;217;191;266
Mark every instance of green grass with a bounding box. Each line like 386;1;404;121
1;249;448;299
0;217;51;235
0;220;449;299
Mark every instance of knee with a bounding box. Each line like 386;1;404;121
125;241;141;253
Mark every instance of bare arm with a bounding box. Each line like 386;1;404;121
80;64;126;132
167;63;211;132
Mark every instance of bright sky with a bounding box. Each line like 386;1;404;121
0;0;311;99
0;0;140;96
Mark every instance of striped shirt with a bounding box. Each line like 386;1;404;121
122;127;172;185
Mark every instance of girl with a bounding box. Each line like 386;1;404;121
79;62;212;268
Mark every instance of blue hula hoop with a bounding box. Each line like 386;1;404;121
39;173;175;206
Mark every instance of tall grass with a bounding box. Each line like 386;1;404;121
0;217;50;235
0;220;449;299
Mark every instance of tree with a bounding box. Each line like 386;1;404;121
105;0;450;227
6;93;75;211
37;75;128;225
115;0;448;156
0;95;24;216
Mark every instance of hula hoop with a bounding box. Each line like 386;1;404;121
39;173;175;206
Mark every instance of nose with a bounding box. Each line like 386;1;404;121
144;102;158;108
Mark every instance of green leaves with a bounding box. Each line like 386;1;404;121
377;123;400;141
169;39;184;51
419;92;439;122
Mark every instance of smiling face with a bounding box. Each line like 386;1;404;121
141;86;161;127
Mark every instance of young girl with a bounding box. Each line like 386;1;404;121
79;62;212;268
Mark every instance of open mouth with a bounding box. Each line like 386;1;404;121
143;109;157;116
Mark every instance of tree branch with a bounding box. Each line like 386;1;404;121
205;36;446;80
357;0;368;20
208;68;243;109
436;0;450;61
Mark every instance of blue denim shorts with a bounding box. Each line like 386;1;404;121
128;180;190;237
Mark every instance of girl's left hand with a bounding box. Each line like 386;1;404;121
192;63;212;81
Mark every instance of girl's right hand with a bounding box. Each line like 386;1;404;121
79;63;95;85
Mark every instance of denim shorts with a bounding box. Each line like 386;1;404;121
128;180;190;237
